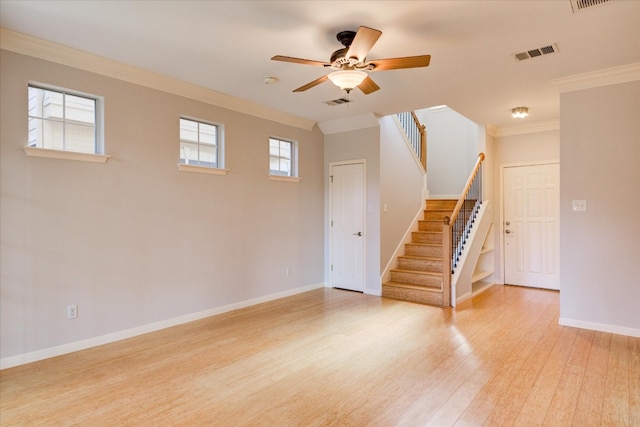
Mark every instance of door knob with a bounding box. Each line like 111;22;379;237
353;232;362;236
505;229;511;234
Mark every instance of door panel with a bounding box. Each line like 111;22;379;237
330;162;365;292
504;164;559;290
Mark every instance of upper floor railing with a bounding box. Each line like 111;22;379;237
395;111;426;170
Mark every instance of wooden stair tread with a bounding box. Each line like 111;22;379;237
383;281;442;291
406;242;442;247
398;255;442;261
390;268;442;277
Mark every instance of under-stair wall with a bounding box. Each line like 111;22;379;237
451;200;494;305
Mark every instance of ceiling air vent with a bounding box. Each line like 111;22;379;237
570;0;612;13
514;43;559;61
325;97;352;106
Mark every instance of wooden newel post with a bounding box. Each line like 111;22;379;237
442;216;452;307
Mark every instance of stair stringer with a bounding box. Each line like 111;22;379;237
451;200;492;306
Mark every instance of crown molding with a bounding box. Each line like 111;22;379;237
0;28;316;131
552;62;640;93
490;120;560;138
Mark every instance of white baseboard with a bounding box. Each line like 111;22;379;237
0;282;325;370
558;317;640;338
456;292;473;305
455;282;495;306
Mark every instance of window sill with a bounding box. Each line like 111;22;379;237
24;147;110;163
269;175;303;183
177;164;229;175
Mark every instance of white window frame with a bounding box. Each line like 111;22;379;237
25;82;108;163
177;116;227;175
269;136;301;182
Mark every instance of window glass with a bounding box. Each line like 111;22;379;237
27;85;99;154
269;137;296;177
179;117;222;168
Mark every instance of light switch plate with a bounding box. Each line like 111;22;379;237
572;200;587;212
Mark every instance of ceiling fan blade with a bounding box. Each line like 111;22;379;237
271;55;329;67
293;75;329;92
346;26;382;63
369;55;431;71
358;76;380;95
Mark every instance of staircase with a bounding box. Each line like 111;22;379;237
382;199;457;306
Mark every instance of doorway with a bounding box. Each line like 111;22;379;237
503;163;559;290
329;161;366;292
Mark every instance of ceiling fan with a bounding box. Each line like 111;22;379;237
271;26;431;95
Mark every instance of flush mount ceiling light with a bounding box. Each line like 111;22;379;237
327;70;368;93
512;106;529;119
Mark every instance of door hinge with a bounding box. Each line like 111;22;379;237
331;264;333;271
331;220;333;226
330;175;333;183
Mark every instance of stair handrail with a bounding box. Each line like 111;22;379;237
395;111;427;170
448;152;485;229
442;152;485;306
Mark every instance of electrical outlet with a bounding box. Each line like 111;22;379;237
67;304;78;319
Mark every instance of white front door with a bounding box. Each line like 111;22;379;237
503;163;559;290
330;162;365;292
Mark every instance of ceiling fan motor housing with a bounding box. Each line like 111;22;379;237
331;31;358;69
330;48;350;66
330;30;374;70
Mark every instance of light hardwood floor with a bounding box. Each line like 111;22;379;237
1;285;638;426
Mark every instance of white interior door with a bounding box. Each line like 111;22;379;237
330;162;365;292
503;163;559;290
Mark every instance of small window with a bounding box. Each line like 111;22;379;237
269;137;297;177
179;117;222;168
28;84;102;154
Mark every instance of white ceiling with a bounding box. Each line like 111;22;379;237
1;0;639;130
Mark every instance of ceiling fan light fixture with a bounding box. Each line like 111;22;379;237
512;106;529;119
327;70;367;91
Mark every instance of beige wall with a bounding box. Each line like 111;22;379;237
559;80;640;333
420;107;479;198
0;50;325;361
